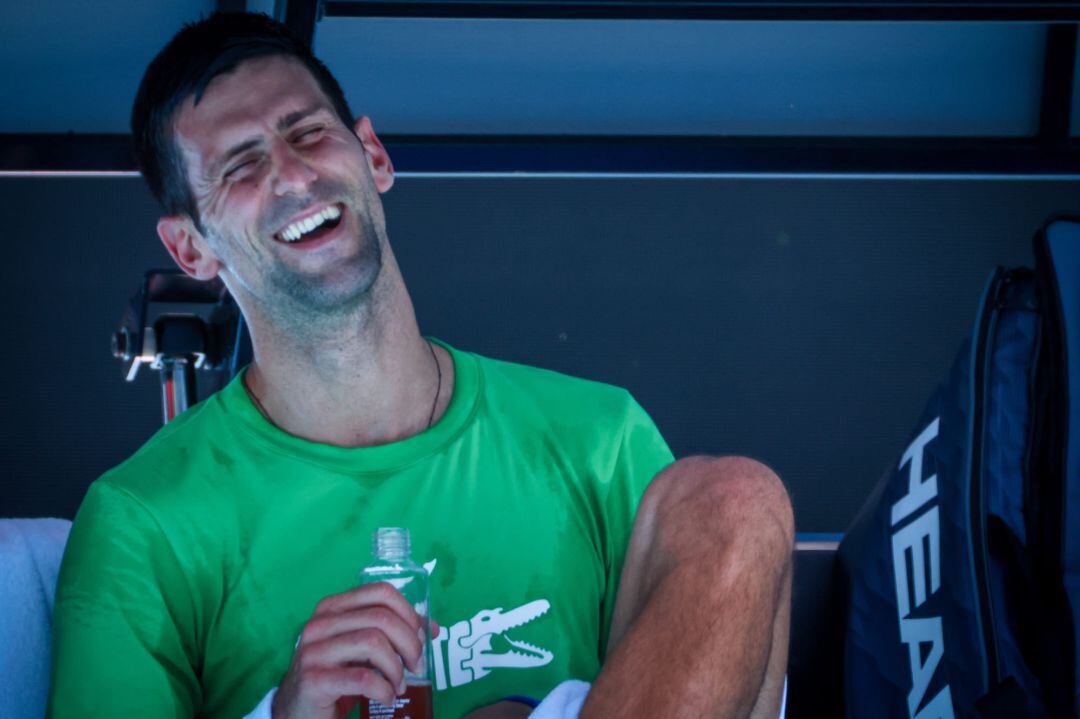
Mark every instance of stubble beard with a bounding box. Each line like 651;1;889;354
209;176;390;342
255;171;388;335
266;202;384;319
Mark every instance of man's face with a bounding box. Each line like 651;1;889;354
169;54;390;317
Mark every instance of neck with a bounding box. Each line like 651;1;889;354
233;252;453;448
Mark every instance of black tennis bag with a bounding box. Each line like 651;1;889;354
838;216;1080;718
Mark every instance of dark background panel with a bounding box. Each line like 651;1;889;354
0;176;1075;530
0;178;172;521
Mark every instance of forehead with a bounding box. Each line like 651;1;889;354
172;54;333;174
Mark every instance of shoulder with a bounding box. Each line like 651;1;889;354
70;394;236;590
94;391;232;509
462;349;670;469
468;350;641;423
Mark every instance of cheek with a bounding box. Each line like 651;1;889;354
204;208;265;262
320;134;369;172
204;226;262;271
223;179;264;209
211;183;268;236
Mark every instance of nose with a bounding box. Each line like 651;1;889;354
271;140;317;197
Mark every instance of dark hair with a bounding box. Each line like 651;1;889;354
130;12;355;231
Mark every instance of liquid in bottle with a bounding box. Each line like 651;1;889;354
358;527;433;719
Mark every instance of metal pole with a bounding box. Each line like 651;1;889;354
159;358;197;423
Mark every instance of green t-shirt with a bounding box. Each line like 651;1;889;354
47;340;673;718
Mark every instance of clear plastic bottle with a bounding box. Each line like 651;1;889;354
358;527;433;719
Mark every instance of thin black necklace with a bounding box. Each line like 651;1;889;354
243;339;443;431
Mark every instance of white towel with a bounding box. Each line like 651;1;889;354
243;687;276;718
528;675;787;718
529;679;591;718
0;517;72;719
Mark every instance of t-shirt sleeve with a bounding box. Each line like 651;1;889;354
597;393;674;658
47;480;202;717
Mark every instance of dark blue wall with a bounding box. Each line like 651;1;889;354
1;175;1075;531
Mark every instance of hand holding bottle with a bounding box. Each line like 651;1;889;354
270;581;437;719
356;527;436;719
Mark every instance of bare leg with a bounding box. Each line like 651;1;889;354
583;455;794;719
746;552;791;719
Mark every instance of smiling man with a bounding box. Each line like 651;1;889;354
47;12;793;719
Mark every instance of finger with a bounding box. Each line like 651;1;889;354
302;628;408;692
430;618;440;636
301;608;424;671
313;582;422;631
309;665;397;708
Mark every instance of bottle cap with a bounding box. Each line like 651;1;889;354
373;526;410;560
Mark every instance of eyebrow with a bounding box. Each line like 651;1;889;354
276;103;330;133
206;102;332;179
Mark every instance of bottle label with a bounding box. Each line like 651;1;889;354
359;684;433;719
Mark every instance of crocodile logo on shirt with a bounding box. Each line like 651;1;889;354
424;560;555;690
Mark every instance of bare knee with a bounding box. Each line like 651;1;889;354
641;455;795;567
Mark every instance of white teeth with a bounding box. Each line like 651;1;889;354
278;205;342;242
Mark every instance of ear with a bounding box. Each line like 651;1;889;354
353;115;394;193
156;216;222;281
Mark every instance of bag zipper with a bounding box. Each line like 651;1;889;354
969;267;1005;693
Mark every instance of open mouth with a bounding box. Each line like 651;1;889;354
274;203;345;245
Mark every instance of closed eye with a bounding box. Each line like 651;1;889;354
294;127;324;142
224;159;256;180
